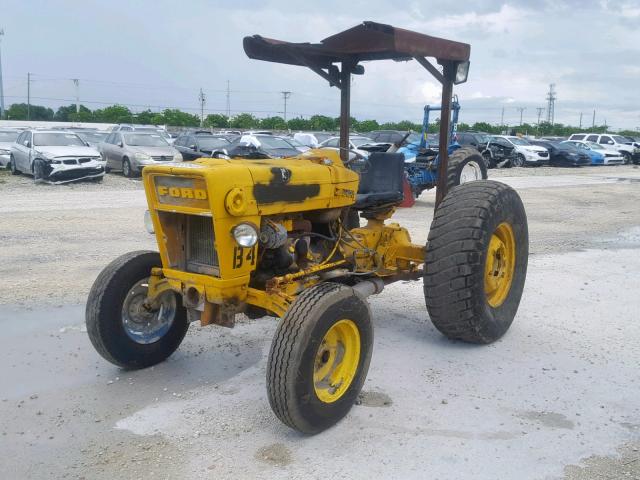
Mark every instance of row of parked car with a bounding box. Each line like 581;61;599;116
458;131;639;167
295;129;640;167
1;124;638;184
0;126;317;183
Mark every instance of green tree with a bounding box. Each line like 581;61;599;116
160;109;200;127
6;103;54;121
260;116;287;130
620;129;640;137
309;115;336;131
471;122;500;134
55;104;91;122
93;105;133;123
204;114;229;128
134;110;157;124
427;118;441;133
287;117;311;130
70;106;94;122
229;113;259;129
357;119;380;132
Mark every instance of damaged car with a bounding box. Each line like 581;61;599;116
0;129;21;168
10;130;105;183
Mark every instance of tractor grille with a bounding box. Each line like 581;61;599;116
186;215;219;275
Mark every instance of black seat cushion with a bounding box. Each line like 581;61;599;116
353;152;405;209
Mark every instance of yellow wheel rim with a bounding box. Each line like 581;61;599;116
313;319;361;403
484;222;516;308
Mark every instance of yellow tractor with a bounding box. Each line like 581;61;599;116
86;22;528;434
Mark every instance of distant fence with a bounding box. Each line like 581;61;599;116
0;120;117;131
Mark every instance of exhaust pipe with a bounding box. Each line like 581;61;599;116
352;278;385;298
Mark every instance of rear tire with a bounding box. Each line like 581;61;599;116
9;155;21;175
424;180;528;343
267;283;373;434
86;250;189;369
446;147;488;191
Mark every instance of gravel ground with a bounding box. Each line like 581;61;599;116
0;165;639;479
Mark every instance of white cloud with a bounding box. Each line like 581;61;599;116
421;4;529;35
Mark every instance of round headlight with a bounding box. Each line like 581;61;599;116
144;210;155;234
232;223;258;247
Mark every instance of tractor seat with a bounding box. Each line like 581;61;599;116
353;152;405;210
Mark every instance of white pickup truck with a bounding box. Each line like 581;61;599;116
568;133;639;164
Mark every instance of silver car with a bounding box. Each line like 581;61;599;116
99;132;182;177
10;130;105;183
0;129;21;168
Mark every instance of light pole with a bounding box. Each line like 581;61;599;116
0;29;5;119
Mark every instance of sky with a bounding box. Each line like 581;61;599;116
1;0;640;130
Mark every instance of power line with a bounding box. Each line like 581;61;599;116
27;72;31;120
226;80;230;118
281;91;292;122
546;84;556;125
72;79;80;114
198;88;206;126
0;28;5;119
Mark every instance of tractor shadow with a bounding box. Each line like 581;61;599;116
367;282;483;353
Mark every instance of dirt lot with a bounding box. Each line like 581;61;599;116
0;165;639;479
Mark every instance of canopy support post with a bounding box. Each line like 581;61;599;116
435;62;455;208
339;61;352;164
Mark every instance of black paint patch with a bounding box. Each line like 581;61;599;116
253;183;320;204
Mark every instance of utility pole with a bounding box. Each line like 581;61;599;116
517;107;526;126
500;106;504;126
281;91;292;123
27;72;31;120
536;107;544;125
72;78;80;115
592;109;596;128
225;80;230;118
0;28;5;119
579;112;583;129
546;83;556;125
198;88;206;126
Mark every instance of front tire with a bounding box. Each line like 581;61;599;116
512;153;525;167
122;158;134;178
622;152;632;165
482;150;495;169
86;251;189;369
267;283;373;434
33;158;49;183
446;147;488;191
424;180;528;343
